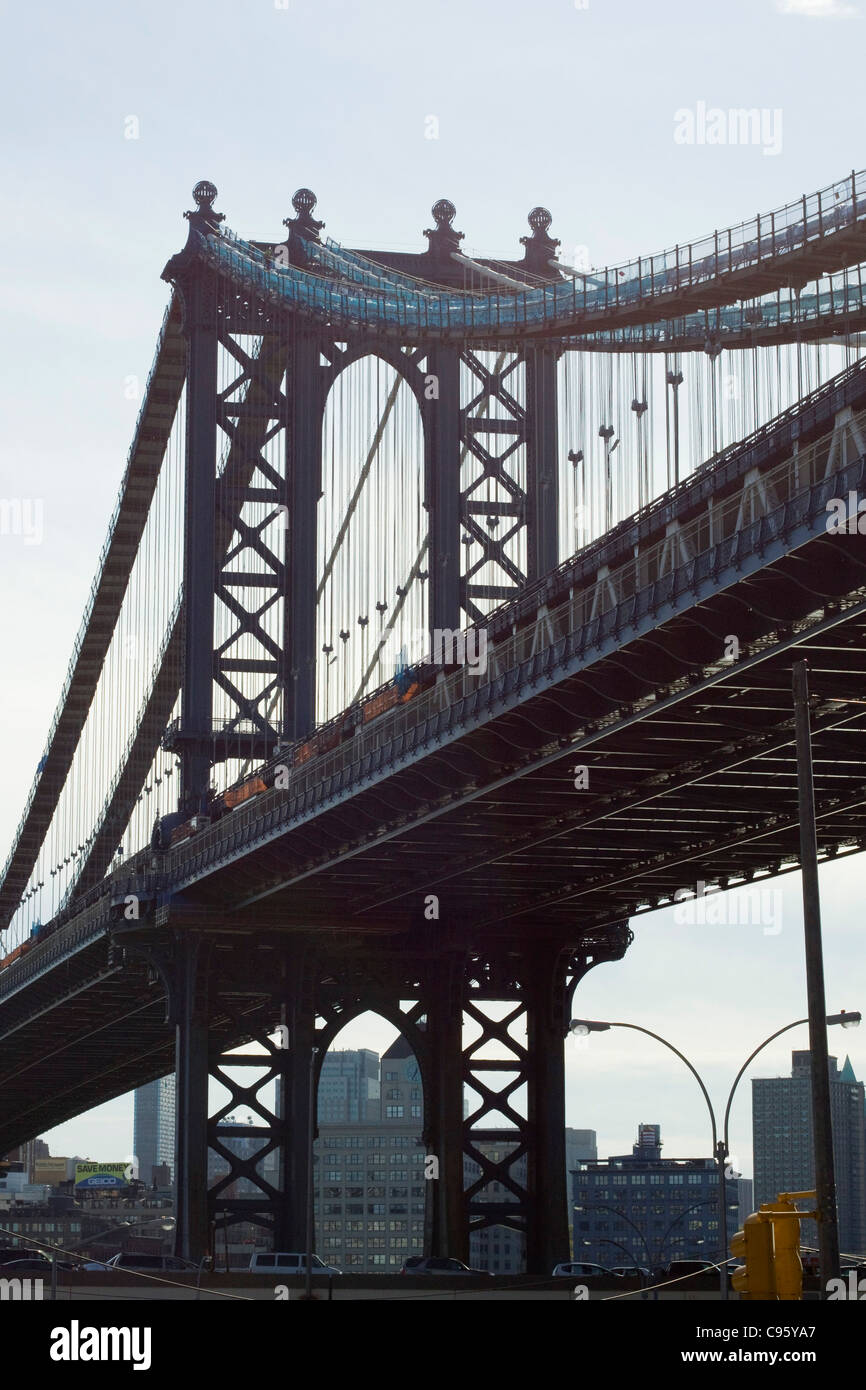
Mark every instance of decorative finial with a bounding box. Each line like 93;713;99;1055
284;188;324;240
520;206;560;273
424;199;464;257
184;180;224;234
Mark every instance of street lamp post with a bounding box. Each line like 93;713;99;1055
570;1010;860;1300
653;1198;717;1274
573;1201;653;1275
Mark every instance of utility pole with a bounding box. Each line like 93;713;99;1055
792;658;840;1294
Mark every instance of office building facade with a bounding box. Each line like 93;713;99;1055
317;1049;380;1124
573;1123;739;1270
312;1036;426;1270
752;1051;866;1257
133;1075;176;1186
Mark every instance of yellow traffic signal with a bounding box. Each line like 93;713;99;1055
760;1194;811;1302
730;1212;775;1299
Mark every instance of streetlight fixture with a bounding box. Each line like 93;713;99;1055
573;1201;652;1275
569;1010;860;1299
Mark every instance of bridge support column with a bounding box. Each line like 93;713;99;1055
286;328;324;741
425;348;463;635
524;345;560;581
179;270;219;813
525;945;570;1275
423;954;468;1260
174;936;210;1263
273;958;318;1251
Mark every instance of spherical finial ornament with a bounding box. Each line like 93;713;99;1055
432;198;457;228
292;188;317;216
528;206;552;234
193;180;218;208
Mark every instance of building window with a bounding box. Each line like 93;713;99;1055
411;1105;422;1119
384;1072;398;1081
386;1106;404;1119
387;1089;401;1100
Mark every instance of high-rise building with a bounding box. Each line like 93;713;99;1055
2;1138;49;1182
573;1123;739;1270
566;1128;598;1169
752;1051;866;1257
133;1075;176;1185
287;1038;597;1275
312;1036;426;1271
318;1049;380;1124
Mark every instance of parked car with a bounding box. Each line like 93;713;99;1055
0;1256;77;1273
82;1253;197;1273
607;1264;650;1279
552;1261;609;1278
400;1256;493;1276
248;1252;341;1276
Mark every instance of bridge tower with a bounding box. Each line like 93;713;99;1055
153;182;630;1273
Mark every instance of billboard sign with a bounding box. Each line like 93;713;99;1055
73;1162;132;1191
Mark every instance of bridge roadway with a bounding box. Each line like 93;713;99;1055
2;360;866;1151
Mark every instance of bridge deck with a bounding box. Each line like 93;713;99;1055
1;356;866;1149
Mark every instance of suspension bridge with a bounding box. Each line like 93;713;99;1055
1;172;866;1272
